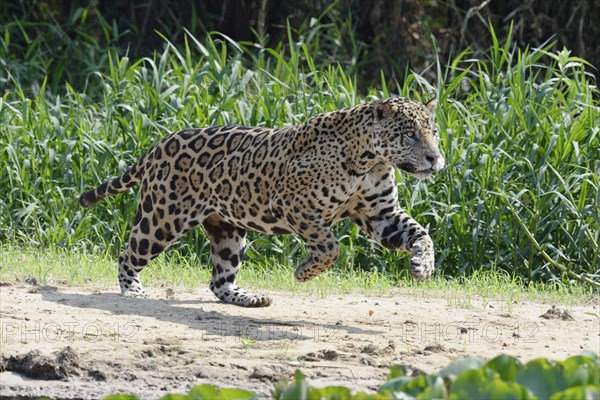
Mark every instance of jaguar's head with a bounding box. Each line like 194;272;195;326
371;97;445;179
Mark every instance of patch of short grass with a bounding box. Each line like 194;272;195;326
0;245;594;309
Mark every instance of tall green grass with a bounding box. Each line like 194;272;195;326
0;17;598;287
0;6;127;93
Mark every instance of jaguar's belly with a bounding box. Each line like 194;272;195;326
218;207;294;235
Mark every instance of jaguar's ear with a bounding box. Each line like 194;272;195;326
424;97;437;113
373;101;395;123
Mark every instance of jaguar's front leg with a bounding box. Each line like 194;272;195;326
352;210;435;280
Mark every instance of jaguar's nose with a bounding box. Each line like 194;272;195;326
426;154;445;172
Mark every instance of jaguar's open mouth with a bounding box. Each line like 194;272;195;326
409;169;434;179
395;163;434;179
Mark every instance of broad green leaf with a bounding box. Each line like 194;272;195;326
217;388;257;400
438;356;486;379
415;376;447;400
307;386;352;400
485;354;523;381
559;355;600;387
549;385;600;400
278;383;308;400
448;368;499;400
577;351;599;364
352;391;390;400
482;380;536;400
387;364;408;379
276;370;308;400
400;375;442;397
187;384;218;399
103;396;140;400
378;376;412;392
516;358;568;399
449;368;536;400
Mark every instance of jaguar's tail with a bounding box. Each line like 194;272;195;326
79;160;145;208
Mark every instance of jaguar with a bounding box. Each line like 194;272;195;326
80;97;445;307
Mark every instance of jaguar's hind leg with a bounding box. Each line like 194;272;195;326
119;202;190;298
293;227;340;282
203;215;272;307
119;224;170;298
118;247;149;298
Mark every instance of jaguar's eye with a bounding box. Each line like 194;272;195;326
405;131;415;138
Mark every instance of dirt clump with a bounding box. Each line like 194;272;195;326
2;347;82;380
540;305;575;321
299;349;339;362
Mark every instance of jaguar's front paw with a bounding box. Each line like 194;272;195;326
409;241;435;281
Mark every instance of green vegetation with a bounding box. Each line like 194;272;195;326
1;245;592;307
1;8;598;288
100;352;599;399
